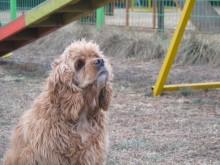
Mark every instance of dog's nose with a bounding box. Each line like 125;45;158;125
94;58;104;68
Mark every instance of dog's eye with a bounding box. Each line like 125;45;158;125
75;60;85;71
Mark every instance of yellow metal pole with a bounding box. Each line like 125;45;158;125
131;0;134;11
152;0;195;96
152;82;220;92
148;0;151;10
0;53;13;59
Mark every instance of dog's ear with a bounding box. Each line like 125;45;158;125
99;82;113;111
52;59;73;86
47;59;84;120
47;59;74;104
62;91;84;121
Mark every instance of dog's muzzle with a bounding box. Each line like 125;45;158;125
94;58;105;70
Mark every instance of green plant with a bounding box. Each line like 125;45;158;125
179;87;194;96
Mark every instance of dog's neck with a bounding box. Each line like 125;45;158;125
82;83;102;116
77;83;105;143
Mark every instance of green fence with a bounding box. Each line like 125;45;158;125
1;0;220;33
80;0;220;33
0;0;46;10
0;0;46;25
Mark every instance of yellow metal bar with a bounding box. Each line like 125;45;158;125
152;0;195;96
148;0;151;10
131;0;134;11
152;82;220;92
132;7;176;11
0;53;13;59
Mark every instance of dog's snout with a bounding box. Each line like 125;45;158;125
94;58;104;68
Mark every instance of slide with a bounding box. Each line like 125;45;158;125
0;0;112;57
174;0;220;32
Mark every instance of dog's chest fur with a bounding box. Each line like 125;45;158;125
77;84;102;142
82;84;102;115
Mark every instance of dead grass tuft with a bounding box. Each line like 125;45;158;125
30;24;164;60
20;24;220;66
96;27;164;59
124;37;164;59
11;24;220;68
96;30;122;56
176;34;220;66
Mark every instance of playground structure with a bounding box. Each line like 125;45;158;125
152;0;220;96
0;0;114;57
0;0;220;96
2;1;220;31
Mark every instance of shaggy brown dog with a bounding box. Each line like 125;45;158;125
3;40;113;165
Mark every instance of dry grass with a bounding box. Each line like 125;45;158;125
96;27;164;59
0;24;220;164
19;23;220;67
27;24;165;60
176;34;220;66
28;24;220;66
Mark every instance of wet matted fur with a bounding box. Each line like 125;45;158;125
3;40;113;165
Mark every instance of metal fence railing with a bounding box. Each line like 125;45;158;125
79;0;220;33
0;0;46;26
1;0;220;33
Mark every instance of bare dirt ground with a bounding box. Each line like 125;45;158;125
0;27;220;164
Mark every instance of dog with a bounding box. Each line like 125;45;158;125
3;40;113;165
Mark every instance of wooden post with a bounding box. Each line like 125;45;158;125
126;0;129;26
153;0;157;29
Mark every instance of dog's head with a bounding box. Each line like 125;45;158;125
50;40;112;90
46;40;112;120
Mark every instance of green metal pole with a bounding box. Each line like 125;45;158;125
10;0;16;20
157;0;164;32
96;7;104;30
